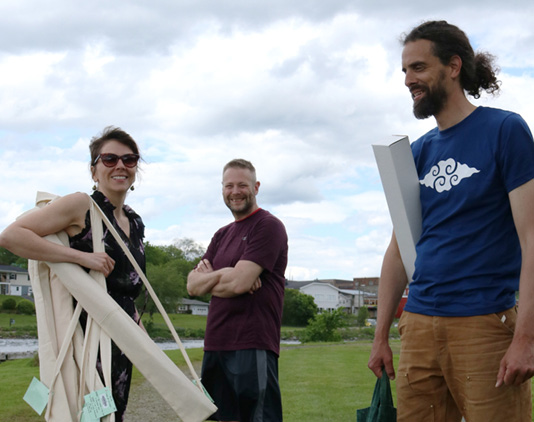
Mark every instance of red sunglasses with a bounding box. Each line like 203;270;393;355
93;153;140;168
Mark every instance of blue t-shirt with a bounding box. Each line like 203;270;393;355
405;107;534;316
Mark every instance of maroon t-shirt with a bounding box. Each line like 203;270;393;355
203;208;288;356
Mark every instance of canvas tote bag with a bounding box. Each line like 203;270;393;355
27;192;216;421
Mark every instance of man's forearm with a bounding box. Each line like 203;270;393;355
210;268;252;298
186;270;222;296
514;248;534;342
375;233;408;341
211;261;264;298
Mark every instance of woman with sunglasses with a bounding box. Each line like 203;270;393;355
0;126;145;421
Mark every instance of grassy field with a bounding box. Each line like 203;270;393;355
0;310;531;420
0;313;37;338
2;341;534;421
140;313;208;330
139;313;306;340
1;341;385;421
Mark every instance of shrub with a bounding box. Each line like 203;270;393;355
2;297;17;311
29;353;40;367
17;300;35;315
299;308;347;343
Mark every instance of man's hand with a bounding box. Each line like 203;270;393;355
187;259;222;296
368;338;396;380
496;336;534;387
248;277;262;294
196;259;214;273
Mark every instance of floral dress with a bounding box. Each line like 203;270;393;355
69;190;146;420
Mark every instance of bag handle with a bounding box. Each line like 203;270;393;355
378;370;394;408
90;198;204;394
366;369;394;421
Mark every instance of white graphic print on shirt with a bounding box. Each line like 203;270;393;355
419;158;480;193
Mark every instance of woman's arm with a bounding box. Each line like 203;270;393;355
0;192;115;275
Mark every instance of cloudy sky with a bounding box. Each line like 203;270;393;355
1;1;533;281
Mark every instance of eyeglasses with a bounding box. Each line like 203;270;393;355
93;153;140;168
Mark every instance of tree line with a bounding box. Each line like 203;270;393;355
1;240;320;327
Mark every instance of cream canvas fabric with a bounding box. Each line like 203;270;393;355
27;192;217;421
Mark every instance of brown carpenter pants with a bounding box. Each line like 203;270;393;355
396;308;531;422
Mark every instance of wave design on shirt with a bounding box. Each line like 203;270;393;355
419;158;480;193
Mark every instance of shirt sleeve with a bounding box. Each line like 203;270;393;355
498;113;534;193
241;216;287;273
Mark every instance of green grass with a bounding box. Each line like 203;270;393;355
0;313;37;327
1;296;38;337
0;311;306;342
280;341;398;420
140;313;208;331
138;314;306;340
0;357;42;422
0;313;37;338
3;341;534;421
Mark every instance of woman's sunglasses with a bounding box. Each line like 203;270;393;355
93;153;140;168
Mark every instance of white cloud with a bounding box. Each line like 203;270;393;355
1;1;533;280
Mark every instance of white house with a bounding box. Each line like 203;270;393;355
300;282;339;312
177;298;209;316
295;281;371;314
0;265;32;297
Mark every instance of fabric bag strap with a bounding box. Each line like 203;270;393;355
90;197;204;393
378;370;394;407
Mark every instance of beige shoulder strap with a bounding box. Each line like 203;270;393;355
90;198;204;393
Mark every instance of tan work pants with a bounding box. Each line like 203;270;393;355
396;308;531;422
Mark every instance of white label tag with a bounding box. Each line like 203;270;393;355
82;387;117;420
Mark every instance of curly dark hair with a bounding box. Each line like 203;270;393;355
403;20;500;99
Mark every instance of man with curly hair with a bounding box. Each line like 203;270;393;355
369;21;534;421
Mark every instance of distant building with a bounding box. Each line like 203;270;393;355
0;265;32;297
285;279;376;315
353;277;380;295
177;298;209;316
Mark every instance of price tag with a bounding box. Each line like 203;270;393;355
23;377;49;415
81;387;117;420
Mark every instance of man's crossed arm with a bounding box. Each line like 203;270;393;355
187;259;263;298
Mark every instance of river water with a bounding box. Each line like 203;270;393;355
0;338;204;360
0;338;300;360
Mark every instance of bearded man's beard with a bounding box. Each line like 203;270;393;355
413;70;448;120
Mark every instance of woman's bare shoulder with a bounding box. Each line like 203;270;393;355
46;192;91;213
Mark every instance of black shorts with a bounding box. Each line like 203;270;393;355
201;349;282;421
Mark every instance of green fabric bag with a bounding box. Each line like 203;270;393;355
357;371;397;422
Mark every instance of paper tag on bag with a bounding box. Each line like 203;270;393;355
23;377;50;415
81;387;117;420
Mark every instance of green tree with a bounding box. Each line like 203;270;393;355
356;306;370;327
300;308;347;343
282;288;318;326
137;238;206;314
144;242;170;266
173;238;205;261
142;261;188;315
0;247;27;269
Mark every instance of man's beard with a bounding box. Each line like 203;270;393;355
225;195;254;218
413;71;448;120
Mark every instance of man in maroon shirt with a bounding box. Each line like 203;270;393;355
187;159;288;422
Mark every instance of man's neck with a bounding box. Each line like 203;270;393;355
434;92;477;131
233;206;260;222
